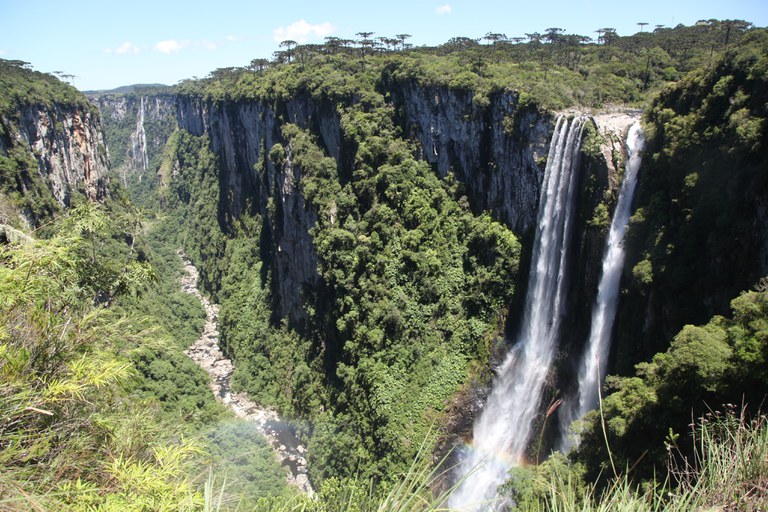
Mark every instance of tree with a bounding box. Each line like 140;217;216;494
249;58;270;72
356;31;374;43
637;22;649;33
294;45;313;67
323;36;343;54
279;40;297;63
444;36;479;50
543;28;565;63
525;32;542;45
378;37;399;52
483;32;508;45
272;51;288;64
6;59;32;69
356;32;375;69
601;27;618;45
395;33;412;51
721;19;752;48
207;67;243;80
544;28;565;44
594;28;605;44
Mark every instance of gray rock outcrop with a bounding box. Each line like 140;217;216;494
2;104;109;208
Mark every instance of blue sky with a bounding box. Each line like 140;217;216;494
2;0;766;91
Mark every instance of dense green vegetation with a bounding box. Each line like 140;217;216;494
2;17;768;511
0;201;198;509
615;28;768;366
178;20;759;111
0;141;60;223
0;196;290;508
575;281;768;482
0;58;94;115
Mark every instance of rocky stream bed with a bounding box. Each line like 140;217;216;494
178;250;314;495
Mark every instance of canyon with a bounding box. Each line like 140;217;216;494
86;76;768;476
2;30;766;506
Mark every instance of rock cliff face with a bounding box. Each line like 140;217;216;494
391;82;552;234
170;87;630;338
1;103;109;211
89;93;177;183
175;95;335;326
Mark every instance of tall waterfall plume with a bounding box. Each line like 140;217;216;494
127;96;148;182
558;121;645;451
450;115;587;510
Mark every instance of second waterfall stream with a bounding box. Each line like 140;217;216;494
558;121;646;450
450;115;587;510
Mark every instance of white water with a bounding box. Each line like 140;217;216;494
450;116;587;510
128;96;148;180
558;122;645;451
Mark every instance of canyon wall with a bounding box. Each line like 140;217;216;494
1;102;109;222
170;88;601;332
165;87;649;431
89;92;177;183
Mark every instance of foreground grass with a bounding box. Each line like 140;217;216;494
521;408;768;512
197;407;768;511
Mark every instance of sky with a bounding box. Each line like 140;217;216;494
2;0;767;91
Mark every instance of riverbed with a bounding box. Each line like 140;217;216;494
178;250;314;495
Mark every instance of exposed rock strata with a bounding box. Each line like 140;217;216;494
2;104;109;208
175;96;324;327
391;83;552;234
172;89;561;326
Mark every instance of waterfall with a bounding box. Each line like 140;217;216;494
450;115;587;510
128;96;148;181
558;122;645;451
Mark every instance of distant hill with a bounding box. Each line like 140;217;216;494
83;83;170;95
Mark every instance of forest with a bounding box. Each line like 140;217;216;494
0;18;767;511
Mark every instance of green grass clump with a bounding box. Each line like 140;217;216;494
502;407;767;512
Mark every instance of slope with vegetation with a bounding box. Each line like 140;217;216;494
572;25;768;488
614;28;768;366
0;69;293;509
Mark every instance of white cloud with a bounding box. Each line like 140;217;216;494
116;42;141;54
197;35;244;51
104;41;140;55
273;19;335;43
436;4;452;14
0;49;6;56
199;40;220;51
154;39;188;54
